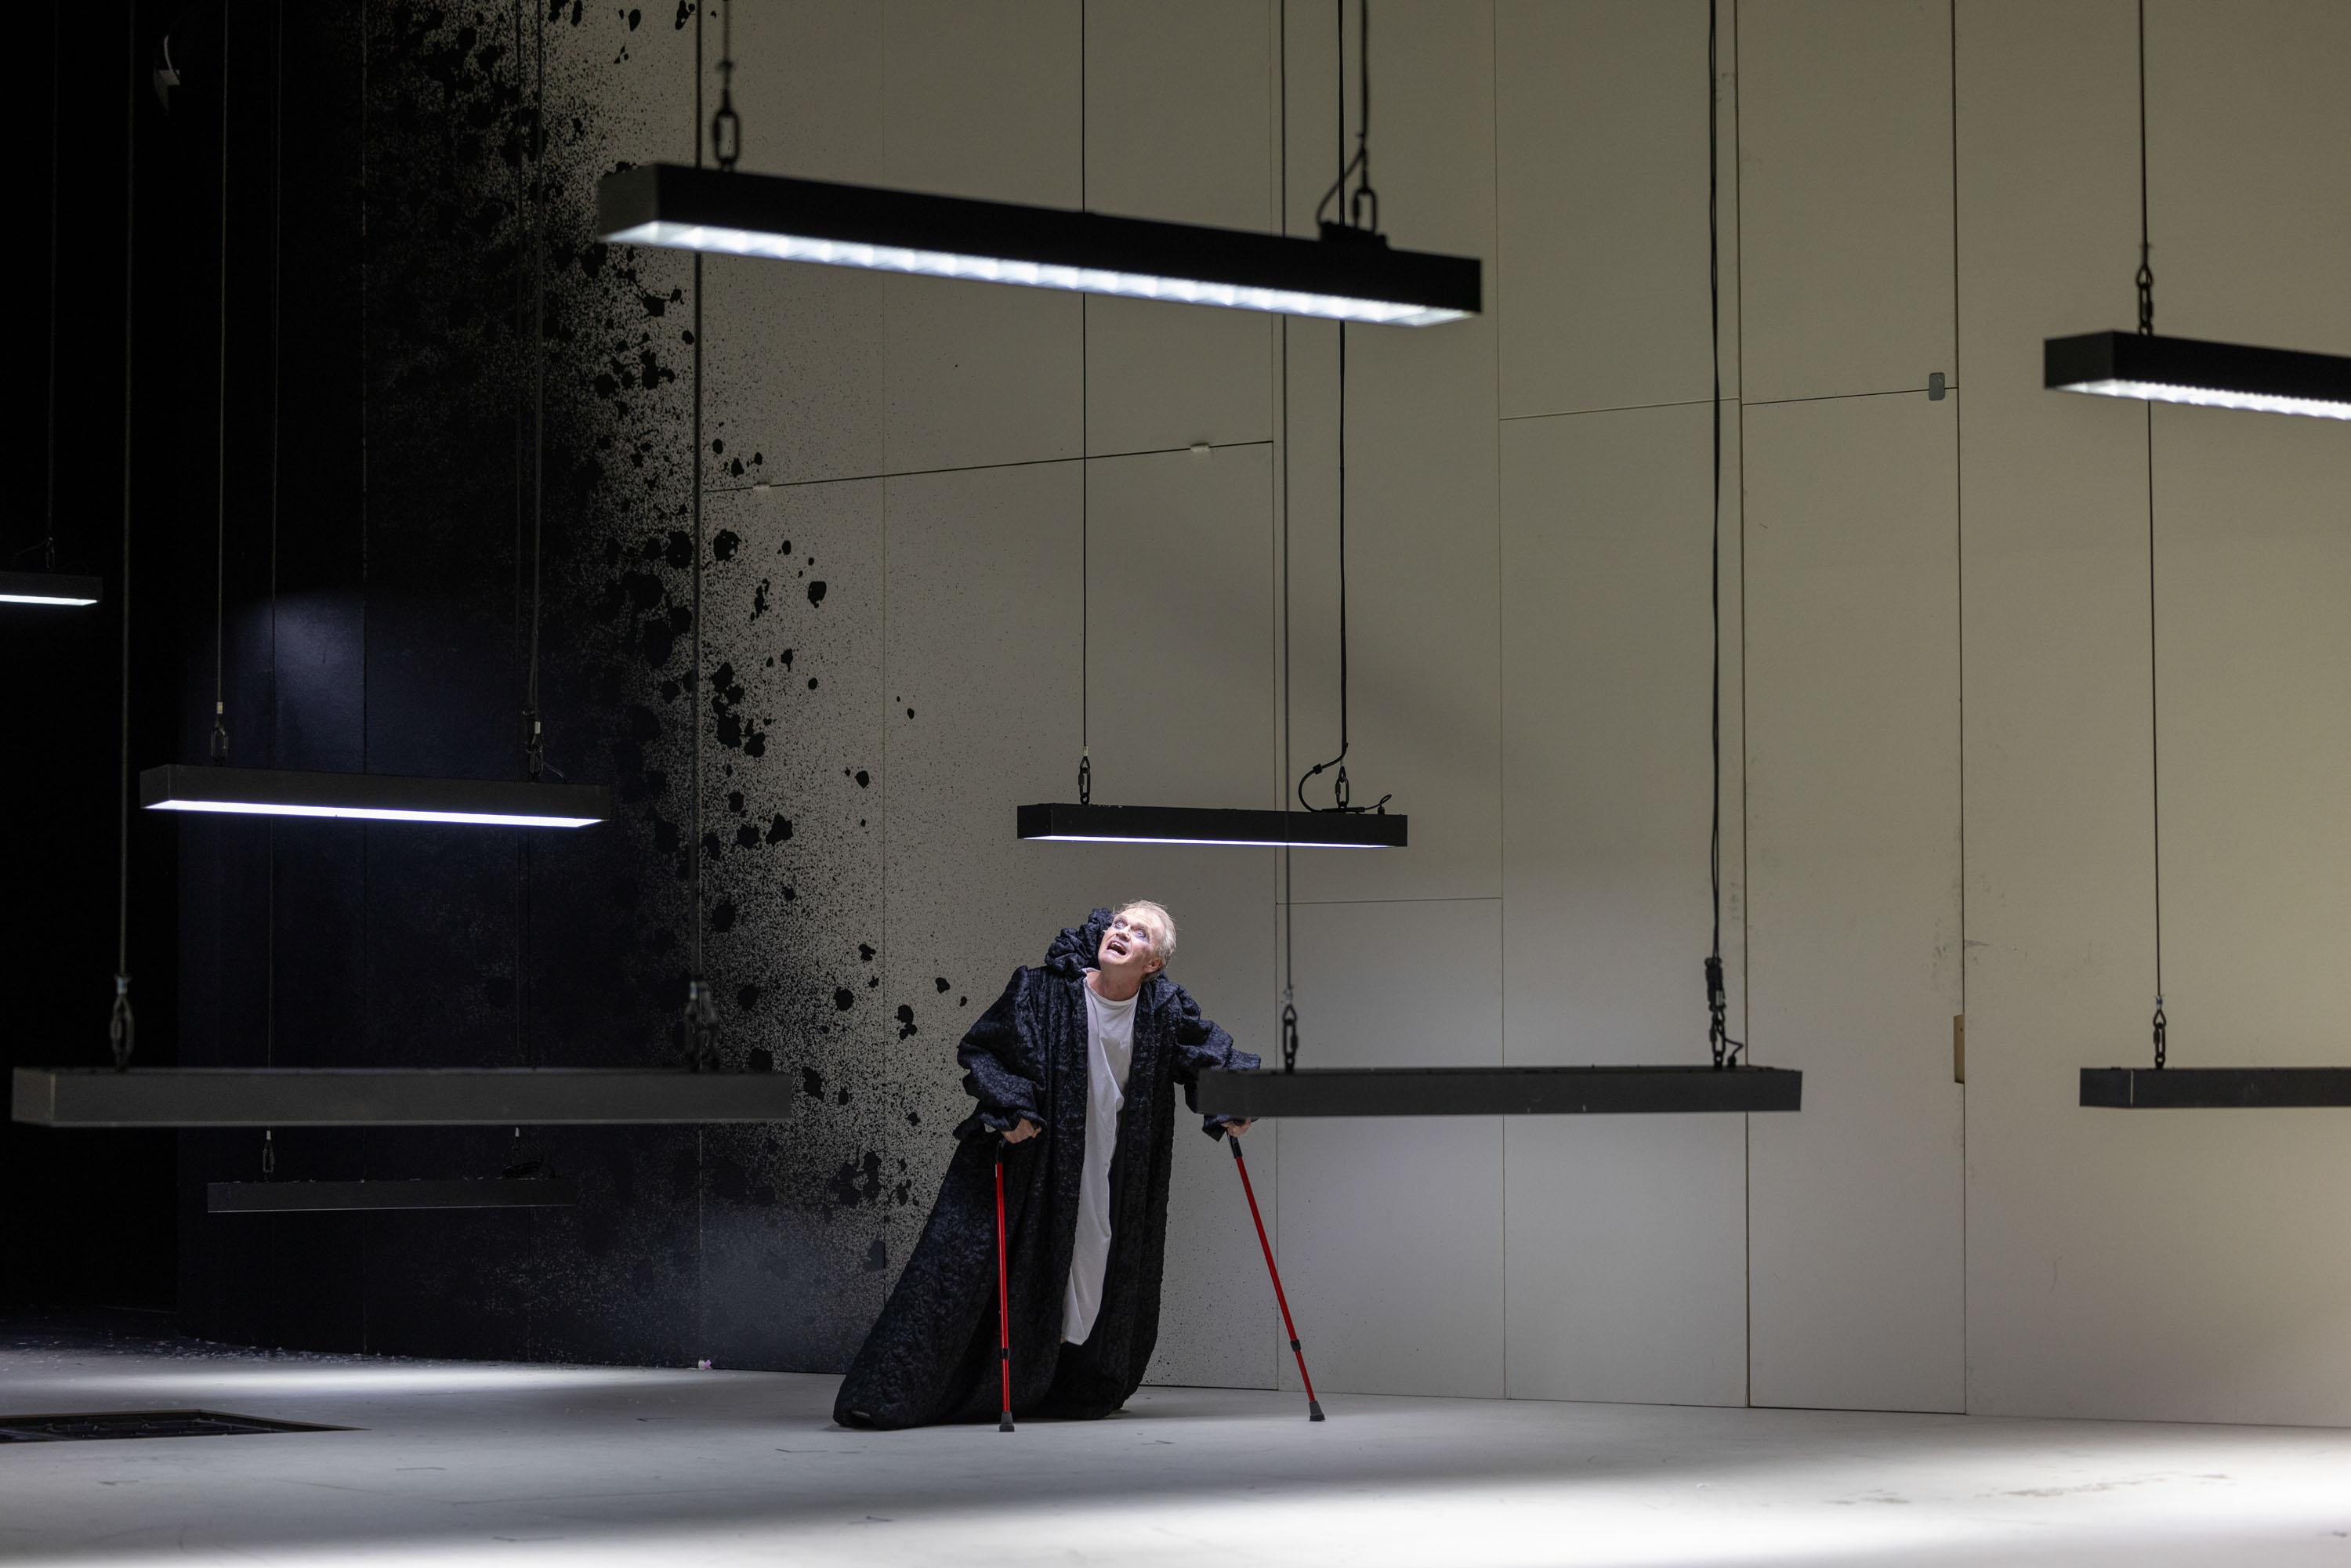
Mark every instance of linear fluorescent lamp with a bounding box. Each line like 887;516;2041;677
1017;802;1406;849
2045;331;2351;420
596;165;1480;327
141;763;610;829
0;570;103;606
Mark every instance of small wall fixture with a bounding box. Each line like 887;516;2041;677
0;570;102;606
597;165;1479;327
1017;802;1405;849
140;764;609;829
2045;331;2351;422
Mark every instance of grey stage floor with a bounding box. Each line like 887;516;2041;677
2;1323;2347;1566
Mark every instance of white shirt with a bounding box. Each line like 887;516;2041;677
1062;973;1139;1345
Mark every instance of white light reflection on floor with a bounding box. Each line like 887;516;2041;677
4;1345;2346;1568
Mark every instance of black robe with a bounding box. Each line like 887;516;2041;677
832;909;1259;1428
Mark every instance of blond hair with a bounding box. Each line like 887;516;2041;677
1115;900;1177;971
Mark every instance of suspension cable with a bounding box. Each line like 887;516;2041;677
39;3;61;573
2134;0;2154;335
210;7;231;764
523;0;547;780
1279;0;1299;1071
1078;0;1091;806
110;2;139;1070
1705;0;1742;1070
2133;0;2165;1067
679;0;717;1070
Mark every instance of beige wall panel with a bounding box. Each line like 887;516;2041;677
1502;1121;1747;1404
1284;2;1502;904
1744;390;1964;1414
880;454;1285;1389
882;1;1083;475
1083;0;1276;456
1276;898;1506;1397
1498;404;1748;1405
1738;0;1954;404
1957;0;2351;1428
1496;0;1733;417
2154;411;2351;1059
698;3;888;488
1081;446;1279;811
2145;0;2351;358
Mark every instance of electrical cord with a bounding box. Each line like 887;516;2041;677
1291;4;1389;819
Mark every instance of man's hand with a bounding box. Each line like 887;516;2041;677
1003;1118;1041;1144
1226;1120;1254;1137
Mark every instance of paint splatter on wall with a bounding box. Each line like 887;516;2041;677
175;0;1005;1376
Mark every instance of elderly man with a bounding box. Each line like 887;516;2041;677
834;903;1257;1429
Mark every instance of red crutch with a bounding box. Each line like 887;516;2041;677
1229;1135;1324;1421
994;1135;1015;1432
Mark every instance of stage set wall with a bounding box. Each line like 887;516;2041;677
157;1;2348;1427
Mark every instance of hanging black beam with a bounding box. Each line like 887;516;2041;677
2079;1066;2351;1110
0;570;103;607
207;1179;579;1213
1018;802;1407;849
1197;1064;1802;1118
140;763;610;829
12;1068;795;1128
596;164;1480;326
2044;331;2351;421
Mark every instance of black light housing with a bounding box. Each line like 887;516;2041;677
2079;1066;2351;1109
1197;1064;1803;1118
596;164;1480;327
1017;801;1406;849
13;1066;794;1127
140;763;610;829
0;570;102;607
2044;331;2351;421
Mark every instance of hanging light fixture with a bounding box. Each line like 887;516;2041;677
598;166;1477;326
1018;802;1404;849
1016;2;1407;853
141;763;607;828
138;13;607;833
595;5;1475;326
8;9;102;610
2043;2;2351;421
1;571;103;606
2045;332;2350;422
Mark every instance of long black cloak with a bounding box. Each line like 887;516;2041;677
832;909;1259;1428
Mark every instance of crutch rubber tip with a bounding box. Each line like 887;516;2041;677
1308;1400;1326;1422
999;1414;1016;1432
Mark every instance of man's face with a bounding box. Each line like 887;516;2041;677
1096;911;1164;983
